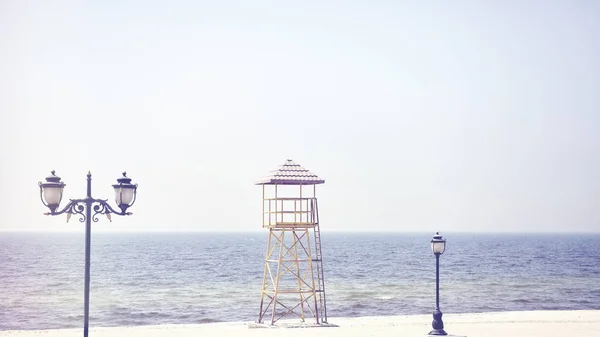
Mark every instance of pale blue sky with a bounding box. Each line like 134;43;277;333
1;0;599;233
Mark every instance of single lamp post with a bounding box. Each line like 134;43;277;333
429;232;447;336
39;171;138;337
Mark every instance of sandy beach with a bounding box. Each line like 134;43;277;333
1;310;599;337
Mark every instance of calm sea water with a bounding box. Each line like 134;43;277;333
1;232;599;330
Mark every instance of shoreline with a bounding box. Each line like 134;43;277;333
1;310;599;337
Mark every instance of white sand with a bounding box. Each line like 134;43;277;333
1;310;599;337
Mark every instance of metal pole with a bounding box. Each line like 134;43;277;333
429;252;447;335
83;172;92;337
435;253;440;309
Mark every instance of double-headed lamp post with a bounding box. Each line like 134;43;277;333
429;232;447;336
39;170;138;337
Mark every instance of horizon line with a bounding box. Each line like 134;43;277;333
1;230;599;235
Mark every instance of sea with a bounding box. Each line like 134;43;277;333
1;232;599;330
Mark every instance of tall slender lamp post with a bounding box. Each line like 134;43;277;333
39;171;138;337
429;232;447;336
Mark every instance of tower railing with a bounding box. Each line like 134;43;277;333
262;197;319;228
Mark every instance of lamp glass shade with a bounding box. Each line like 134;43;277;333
43;185;63;206
114;186;135;206
431;241;446;254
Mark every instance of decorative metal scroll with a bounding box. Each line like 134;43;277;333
43;199;132;223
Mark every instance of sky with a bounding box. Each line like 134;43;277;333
1;0;599;233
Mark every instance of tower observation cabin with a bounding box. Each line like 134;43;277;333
256;159;328;325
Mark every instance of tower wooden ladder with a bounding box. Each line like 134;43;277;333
312;198;328;323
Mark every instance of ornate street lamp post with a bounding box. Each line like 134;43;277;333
429;232;447;336
39;171;138;337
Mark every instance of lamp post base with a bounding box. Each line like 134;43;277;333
429;309;447;336
428;329;448;335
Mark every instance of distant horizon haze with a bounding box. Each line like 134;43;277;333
1;229;598;234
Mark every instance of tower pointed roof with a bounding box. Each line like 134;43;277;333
255;159;325;185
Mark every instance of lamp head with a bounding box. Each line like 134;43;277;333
39;170;66;213
112;171;138;213
430;232;446;255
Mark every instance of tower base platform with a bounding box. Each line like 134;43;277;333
248;320;338;329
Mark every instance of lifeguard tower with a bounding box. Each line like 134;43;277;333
256;159;328;325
